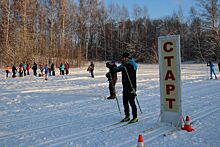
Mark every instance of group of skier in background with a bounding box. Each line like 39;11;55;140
4;62;69;80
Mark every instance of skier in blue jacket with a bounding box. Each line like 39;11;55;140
207;61;217;79
44;64;49;80
60;63;65;75
107;52;138;123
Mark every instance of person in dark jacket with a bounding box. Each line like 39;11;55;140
87;61;95;78
106;61;117;99
51;63;55;76
32;62;38;76
12;64;17;78
107;52;138;123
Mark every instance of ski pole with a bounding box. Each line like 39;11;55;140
115;96;121;114
135;95;142;114
124;66;143;114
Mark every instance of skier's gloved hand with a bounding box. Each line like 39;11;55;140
131;90;137;97
121;61;128;66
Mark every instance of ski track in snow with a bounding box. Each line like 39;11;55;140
119;105;220;147
37;88;219;147
0;64;220;146
0;78;211;134
0;94;214;146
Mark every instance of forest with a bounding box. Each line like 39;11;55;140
0;0;219;67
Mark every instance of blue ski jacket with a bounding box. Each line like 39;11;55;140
113;59;137;93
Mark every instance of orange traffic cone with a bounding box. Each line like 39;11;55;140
182;116;194;132
137;134;144;147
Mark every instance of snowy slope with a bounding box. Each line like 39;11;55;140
0;63;220;147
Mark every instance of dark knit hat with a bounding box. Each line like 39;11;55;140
122;52;130;58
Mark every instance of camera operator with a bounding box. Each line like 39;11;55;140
106;61;117;99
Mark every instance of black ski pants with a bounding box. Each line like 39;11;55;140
123;91;137;118
109;81;116;97
6;71;9;78
90;70;94;78
33;70;37;76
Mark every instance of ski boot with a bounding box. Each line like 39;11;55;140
107;95;116;99
129;117;138;123
120;116;130;122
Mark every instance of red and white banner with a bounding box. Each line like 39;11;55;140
158;35;182;127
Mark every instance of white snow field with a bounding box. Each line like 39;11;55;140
0;63;220;147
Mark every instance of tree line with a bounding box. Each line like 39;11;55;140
0;0;219;67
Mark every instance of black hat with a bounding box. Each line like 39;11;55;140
122;52;130;58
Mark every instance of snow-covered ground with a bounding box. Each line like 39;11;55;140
0;63;220;147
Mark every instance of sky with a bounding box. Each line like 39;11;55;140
0;63;220;146
105;0;198;19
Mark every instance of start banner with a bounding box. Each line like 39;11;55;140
158;35;182;127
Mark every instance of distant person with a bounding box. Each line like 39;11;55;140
19;63;23;77
27;64;30;75
106;61;117;99
58;63;61;75
60;63;65;75
12;64;17;78
5;65;10;78
32;62;38;76
51;63;55;76
207;61;217;79
65;62;69;75
87;61;95;78
44;64;49;80
39;64;44;77
23;63;27;76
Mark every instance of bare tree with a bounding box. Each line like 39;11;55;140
197;0;220;60
0;0;11;65
187;7;205;61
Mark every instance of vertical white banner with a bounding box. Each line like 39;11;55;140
158;35;182;127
